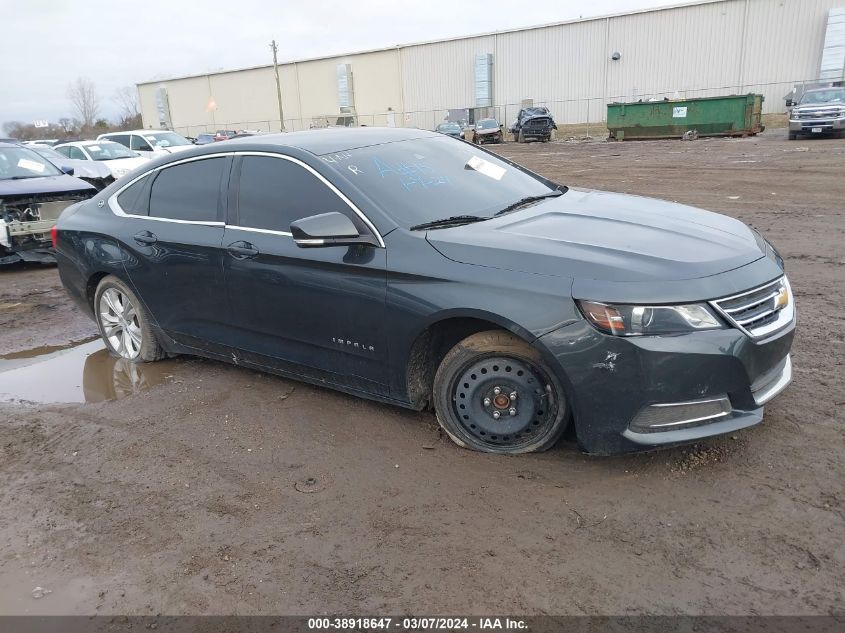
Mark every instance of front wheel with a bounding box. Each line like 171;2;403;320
433;330;569;454
94;275;165;362
788;132;798;140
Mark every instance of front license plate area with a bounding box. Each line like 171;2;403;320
811;127;823;133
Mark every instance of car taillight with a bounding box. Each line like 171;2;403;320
50;225;58;249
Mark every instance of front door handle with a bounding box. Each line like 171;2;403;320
226;241;259;259
133;230;157;245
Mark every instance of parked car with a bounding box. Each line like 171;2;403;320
29;144;115;190
55;128;794;456
54;141;149;180
0;142;95;264
510;107;557;142
194;133;217;145
435;122;463;138
788;87;845;139
472;118;504;144
215;130;239;141
97;130;194;159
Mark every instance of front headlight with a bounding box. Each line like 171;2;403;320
576;300;723;336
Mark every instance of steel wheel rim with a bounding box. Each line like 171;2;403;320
98;288;142;360
450;355;560;450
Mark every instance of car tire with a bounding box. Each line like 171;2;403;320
94;275;165;363
788;132;798;140
433;330;569;454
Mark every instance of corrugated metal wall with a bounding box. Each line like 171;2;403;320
139;0;845;132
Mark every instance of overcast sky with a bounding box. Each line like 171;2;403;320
1;0;684;127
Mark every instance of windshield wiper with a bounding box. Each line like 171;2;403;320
8;175;43;180
494;190;564;216
410;215;488;231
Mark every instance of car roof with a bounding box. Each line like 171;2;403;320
222;126;439;155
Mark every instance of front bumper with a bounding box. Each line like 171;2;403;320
537;317;795;455
789;116;845;133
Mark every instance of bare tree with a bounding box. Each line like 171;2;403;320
67;77;100;128
113;85;140;121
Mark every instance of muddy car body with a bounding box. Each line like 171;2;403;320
510;107;556;142
0;142;96;264
55;128;795;455
472;119;504;144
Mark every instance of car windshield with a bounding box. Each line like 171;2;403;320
476;120;498;129
439;123;461;132
85;141;137;160
30;146;67;162
142;132;192;148
0;145;63;180
327;135;557;228
524;108;549;116
799;88;845;104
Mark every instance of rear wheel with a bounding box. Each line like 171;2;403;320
433;330;568;454
94;275;165;362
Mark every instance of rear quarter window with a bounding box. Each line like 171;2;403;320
117;176;151;216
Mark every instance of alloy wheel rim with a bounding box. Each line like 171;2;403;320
451;356;558;449
99;288;142;360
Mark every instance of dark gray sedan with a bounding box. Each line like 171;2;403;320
54;128;794;455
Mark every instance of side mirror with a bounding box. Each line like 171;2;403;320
785;99;794;107
290;212;377;248
60;165;75;176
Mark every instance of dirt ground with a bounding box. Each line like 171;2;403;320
0;130;843;617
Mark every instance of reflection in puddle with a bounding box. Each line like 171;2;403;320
0;339;180;404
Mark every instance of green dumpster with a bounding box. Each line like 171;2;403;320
607;94;765;141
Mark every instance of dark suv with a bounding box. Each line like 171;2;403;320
510;107;557;142
54;128;794;455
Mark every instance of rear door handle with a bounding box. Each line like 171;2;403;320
226;241;259;259
133;230;157;245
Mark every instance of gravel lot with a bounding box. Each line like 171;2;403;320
0;130;843;616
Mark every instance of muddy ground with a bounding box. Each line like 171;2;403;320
0;131;843;616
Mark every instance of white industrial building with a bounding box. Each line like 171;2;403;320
137;0;845;135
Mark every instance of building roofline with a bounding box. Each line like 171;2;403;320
136;0;726;86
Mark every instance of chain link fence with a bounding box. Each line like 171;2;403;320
170;78;826;140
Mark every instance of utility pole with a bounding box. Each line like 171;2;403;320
270;40;286;132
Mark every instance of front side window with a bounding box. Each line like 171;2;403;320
130;135;153;152
149;158;225;222
235;156;356;233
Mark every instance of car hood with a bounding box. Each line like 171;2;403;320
102;156;149;175
791;103;844;114
476;128;500;135
49;158;112;179
0;174;96;198
426;188;765;284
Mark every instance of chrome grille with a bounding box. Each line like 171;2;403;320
711;277;794;339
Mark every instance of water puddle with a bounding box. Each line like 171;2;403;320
0;338;181;404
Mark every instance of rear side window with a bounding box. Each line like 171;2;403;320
68;146;87;160
149;158;225;222
236;156;354;232
105;134;130;148
55;146;72;158
117;176;151;216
